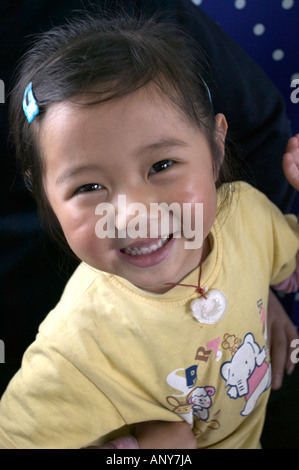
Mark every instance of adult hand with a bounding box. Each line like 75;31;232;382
282;134;299;191
136;420;197;449
267;288;298;390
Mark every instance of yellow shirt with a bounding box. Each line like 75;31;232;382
0;182;298;449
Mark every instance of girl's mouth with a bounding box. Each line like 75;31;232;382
118;234;174;267
121;235;169;256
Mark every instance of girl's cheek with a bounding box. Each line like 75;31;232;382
60;209;98;245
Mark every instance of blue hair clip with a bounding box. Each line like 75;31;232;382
201;78;212;104
23;82;39;123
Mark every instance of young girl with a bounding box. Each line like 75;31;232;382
0;14;298;449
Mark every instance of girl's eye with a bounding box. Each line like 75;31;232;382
149;159;175;175
75;183;102;195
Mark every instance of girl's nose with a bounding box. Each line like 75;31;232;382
113;189;154;235
114;195;145;233
111;190;180;240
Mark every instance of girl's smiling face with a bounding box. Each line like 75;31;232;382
41;86;227;293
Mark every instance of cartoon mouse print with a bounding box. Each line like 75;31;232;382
220;333;271;416
166;385;216;425
188;386;215;421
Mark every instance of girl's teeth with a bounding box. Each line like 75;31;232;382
123;237;169;256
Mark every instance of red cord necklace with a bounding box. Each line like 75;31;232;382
165;254;207;298
164;249;227;324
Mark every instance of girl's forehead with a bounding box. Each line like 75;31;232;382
39;86;212;177
41;85;197;141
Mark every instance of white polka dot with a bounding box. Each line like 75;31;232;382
235;0;246;9
272;49;285;61
282;0;294;9
291;73;299;81
253;23;265;36
191;0;203;5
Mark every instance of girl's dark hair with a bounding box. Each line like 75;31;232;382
9;12;236;253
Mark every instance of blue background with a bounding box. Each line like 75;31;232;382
192;0;298;132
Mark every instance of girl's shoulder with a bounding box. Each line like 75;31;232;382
221;180;286;214
59;262;105;302
218;180;298;235
37;262;109;336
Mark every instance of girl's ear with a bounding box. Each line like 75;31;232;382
214;113;228;181
215;113;228;155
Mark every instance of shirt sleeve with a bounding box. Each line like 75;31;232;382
234;183;299;287
272;250;299;293
270;212;299;286
257;194;299;286
0;333;126;449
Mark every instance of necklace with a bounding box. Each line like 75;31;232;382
165;254;227;325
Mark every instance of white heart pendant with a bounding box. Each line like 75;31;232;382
190;289;227;324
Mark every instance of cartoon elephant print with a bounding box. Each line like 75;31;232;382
221;333;271;416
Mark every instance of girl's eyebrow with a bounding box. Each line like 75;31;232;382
139;138;188;153
55;164;100;186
